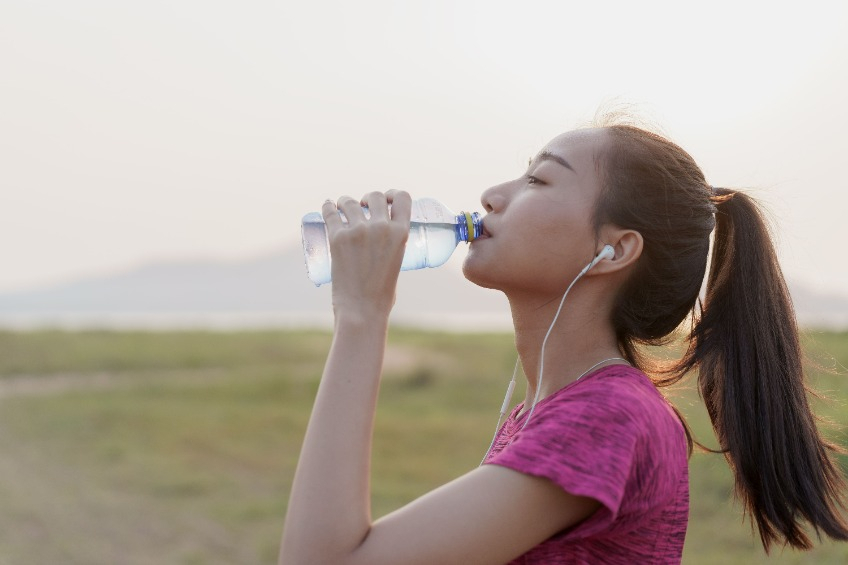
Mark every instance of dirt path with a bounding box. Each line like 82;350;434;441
0;341;449;400
0;370;265;564
0;372;123;398
0;423;259;564
0;343;449;563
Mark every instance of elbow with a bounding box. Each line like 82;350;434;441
279;546;345;565
279;528;374;565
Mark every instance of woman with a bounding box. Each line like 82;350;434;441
280;122;848;564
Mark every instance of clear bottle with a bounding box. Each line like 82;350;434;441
301;197;483;286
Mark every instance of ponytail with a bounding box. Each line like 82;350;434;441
678;188;848;551
595;121;847;550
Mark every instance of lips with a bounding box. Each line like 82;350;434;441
478;220;492;239
474;229;490;241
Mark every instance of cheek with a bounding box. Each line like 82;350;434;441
530;217;589;263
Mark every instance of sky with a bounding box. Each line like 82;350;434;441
2;0;847;295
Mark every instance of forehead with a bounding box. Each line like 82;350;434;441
541;128;606;165
536;129;608;191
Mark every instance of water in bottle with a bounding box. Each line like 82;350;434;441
301;197;483;286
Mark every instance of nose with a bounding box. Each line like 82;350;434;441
480;183;508;213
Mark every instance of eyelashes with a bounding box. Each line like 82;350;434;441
524;158;544;185
525;158;538;184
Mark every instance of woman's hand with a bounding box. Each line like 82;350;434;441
323;190;412;322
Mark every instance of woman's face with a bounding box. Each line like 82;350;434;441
463;128;608;295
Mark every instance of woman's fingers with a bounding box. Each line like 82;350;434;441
324;191;412;234
321;199;342;233
336;195;367;227
385;190;412;224
360;191;390;222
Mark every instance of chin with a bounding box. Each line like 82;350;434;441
461;256;501;291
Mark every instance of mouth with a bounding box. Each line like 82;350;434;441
477;221;492;239
473;229;490;242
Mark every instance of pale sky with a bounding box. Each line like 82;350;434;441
2;0;847;295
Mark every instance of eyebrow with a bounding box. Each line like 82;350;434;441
534;151;575;173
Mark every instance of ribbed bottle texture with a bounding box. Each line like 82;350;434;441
301;197;483;286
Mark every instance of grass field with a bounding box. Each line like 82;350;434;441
0;328;846;564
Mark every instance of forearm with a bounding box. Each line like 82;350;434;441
280;312;389;564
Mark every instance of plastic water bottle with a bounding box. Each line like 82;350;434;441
301;197;483;286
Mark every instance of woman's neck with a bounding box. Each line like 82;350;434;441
507;286;623;405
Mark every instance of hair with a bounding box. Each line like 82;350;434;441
591;119;848;552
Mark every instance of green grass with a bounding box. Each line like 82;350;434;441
0;329;845;563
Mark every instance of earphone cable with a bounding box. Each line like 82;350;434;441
520;261;589;431
479;358;520;466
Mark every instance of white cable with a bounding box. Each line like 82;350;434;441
519;264;589;431
480;358;520;466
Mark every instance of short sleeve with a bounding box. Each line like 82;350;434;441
485;368;674;539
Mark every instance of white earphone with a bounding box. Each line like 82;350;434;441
583;244;615;272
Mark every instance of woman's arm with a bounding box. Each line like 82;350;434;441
279;191;600;565
280;310;391;563
280;191;408;563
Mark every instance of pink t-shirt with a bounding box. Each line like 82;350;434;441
484;364;689;564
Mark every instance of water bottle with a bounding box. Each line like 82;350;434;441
301;197;483;286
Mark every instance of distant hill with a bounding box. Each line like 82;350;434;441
0;246;511;330
786;284;848;331
0;246;845;330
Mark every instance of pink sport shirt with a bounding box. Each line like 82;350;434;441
484;364;689;564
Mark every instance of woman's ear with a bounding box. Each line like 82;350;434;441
588;229;643;275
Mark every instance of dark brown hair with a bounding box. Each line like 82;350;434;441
594;121;848;552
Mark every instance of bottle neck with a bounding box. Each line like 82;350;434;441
455;212;483;242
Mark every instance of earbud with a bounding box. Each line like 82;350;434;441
596;244;615;263
580;244;615;275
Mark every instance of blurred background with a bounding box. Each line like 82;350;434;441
1;1;846;563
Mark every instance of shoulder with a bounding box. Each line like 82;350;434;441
532;364;680;435
570;364;662;404
517;364;688;485
489;364;688;526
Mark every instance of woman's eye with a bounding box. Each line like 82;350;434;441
527;175;541;185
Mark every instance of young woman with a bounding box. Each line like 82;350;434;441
280;122;848;564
